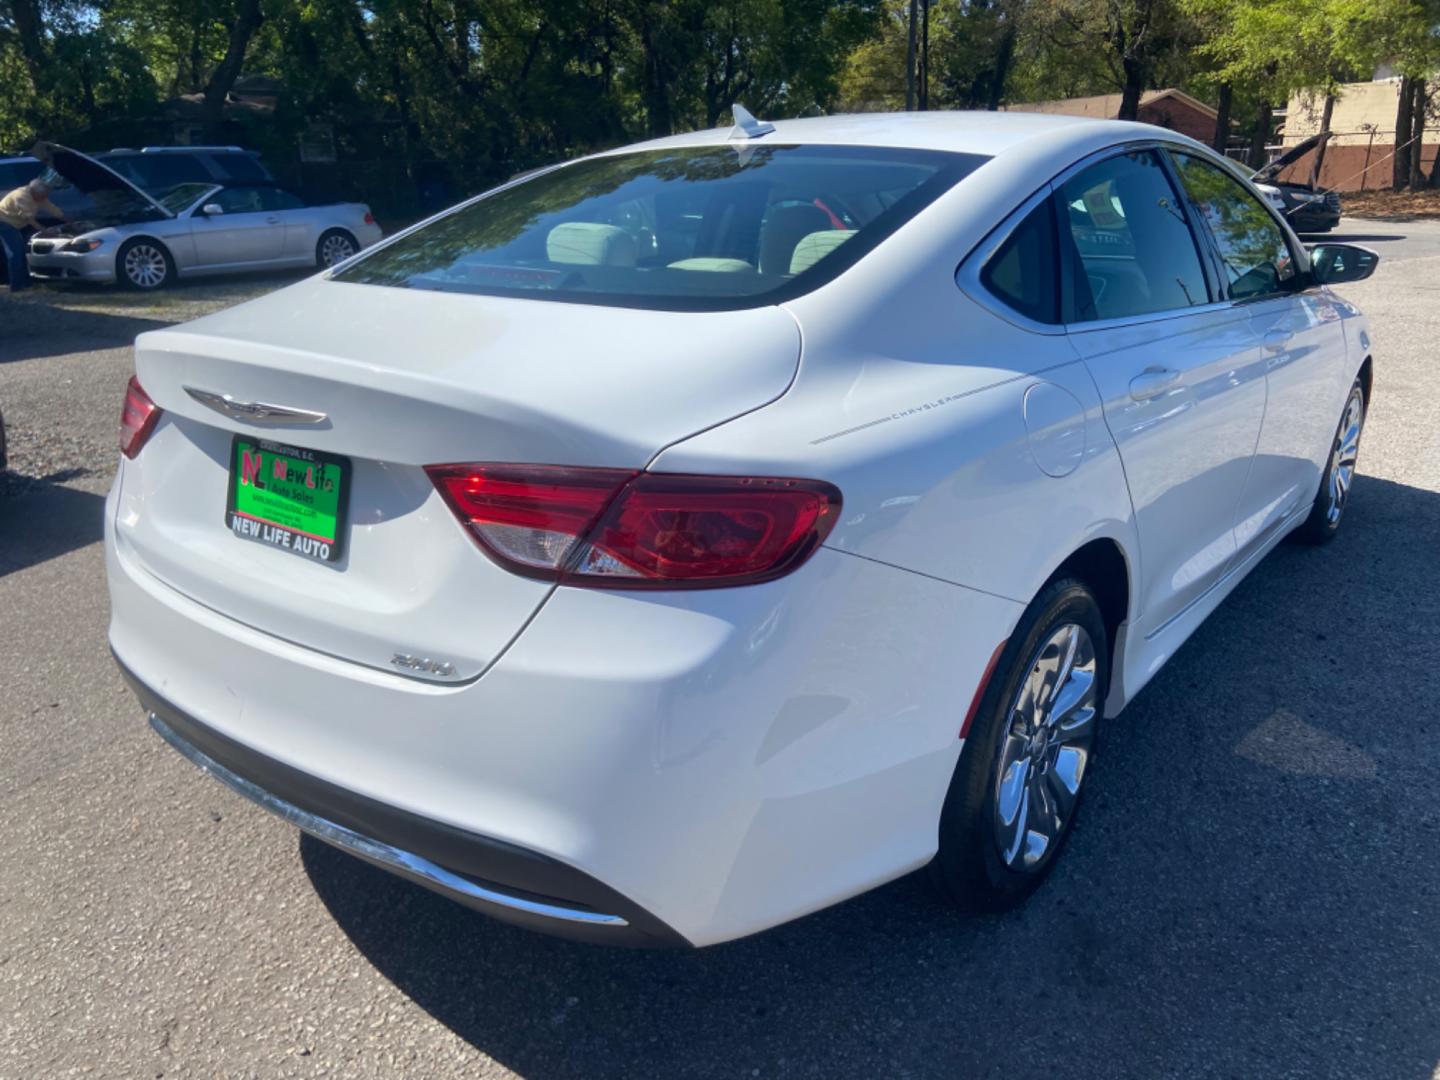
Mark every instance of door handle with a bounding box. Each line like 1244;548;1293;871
1128;366;1181;402
265;216;281;224
1263;328;1295;351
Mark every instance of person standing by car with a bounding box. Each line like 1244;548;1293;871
0;178;64;292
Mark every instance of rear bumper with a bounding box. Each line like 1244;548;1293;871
123;659;685;946
1288;206;1341;232
106;463;1022;946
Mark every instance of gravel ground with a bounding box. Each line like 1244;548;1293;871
2;226;1439;1079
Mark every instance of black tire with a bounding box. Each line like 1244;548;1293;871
116;238;174;291
932;577;1109;911
1292;378;1365;546
316;229;359;269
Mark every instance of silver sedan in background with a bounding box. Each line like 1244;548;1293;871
26;144;383;290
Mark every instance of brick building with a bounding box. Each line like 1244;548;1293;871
1278;79;1438;191
1001;89;1218;145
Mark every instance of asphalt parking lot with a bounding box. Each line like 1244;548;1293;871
3;221;1439;1079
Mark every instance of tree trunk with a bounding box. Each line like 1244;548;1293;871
1393;75;1414;190
1309;93;1335;188
1118;57;1144;121
202;0;265;142
1409;79;1427;190
1212;82;1231;154
8;0;47;89
904;0;918;111
919;0;931;110
987;24;1016;111
1248;99;1272;170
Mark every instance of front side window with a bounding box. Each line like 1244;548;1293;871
211;186;268;214
1170;153;1297;301
1060;151;1210;322
334;144;989;311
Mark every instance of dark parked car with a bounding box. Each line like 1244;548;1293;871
1252;133;1342;234
94;146;274;196
0;154;45;192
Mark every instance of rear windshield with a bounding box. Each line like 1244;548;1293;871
334;144;988;310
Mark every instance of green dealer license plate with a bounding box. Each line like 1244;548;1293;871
225;437;350;564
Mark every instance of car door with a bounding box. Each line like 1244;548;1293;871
1061;149;1267;634
1167;151;1351;555
190;185;286;268
255;187;315;264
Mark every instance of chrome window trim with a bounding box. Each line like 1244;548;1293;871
955;183;1064;336
149;713;631;928
958;137;1247;335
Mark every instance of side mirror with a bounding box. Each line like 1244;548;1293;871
1308;243;1379;285
200;203;225;217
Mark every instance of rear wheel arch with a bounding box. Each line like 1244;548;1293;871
1046;537;1131;688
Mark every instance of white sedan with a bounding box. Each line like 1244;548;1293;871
27;144;382;289
106;109;1377;947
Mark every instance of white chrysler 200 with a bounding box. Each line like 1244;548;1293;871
107;109;1377;947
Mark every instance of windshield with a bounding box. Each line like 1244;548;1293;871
335;144;988;311
159;183;217;214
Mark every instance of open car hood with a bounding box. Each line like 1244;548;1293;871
1252;132;1331;184
35;142;173;219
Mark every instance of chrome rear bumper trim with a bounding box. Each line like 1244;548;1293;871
149;713;630;928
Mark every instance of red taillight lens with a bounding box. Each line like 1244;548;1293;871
426;465;636;579
425;465;841;588
363;210;376;225
119;376;161;459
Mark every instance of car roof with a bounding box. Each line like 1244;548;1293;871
100;146;254;156
619;110;1205;160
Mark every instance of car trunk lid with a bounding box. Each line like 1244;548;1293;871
113;277;801;680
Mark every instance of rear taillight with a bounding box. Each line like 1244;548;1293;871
426;464;841;588
119;375;161;459
363;210;376;225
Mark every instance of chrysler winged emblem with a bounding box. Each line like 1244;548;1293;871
183;387;327;426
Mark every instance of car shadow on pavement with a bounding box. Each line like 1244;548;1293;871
0;296;169;365
304;472;1440;1080
0;473;105;577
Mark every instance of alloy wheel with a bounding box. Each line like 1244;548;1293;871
124;244;168;289
320;234;357;267
992;622;1098;872
1326;388;1364;524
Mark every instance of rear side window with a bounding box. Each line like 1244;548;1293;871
334;144;990;311
980;200;1059;324
1169;153;1297;301
1060;151;1210;322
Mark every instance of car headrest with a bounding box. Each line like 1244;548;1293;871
758;204;832;275
789;230;857;275
546;222;638;267
667;257;753;272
